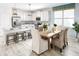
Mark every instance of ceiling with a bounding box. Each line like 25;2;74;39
14;3;68;11
1;3;69;11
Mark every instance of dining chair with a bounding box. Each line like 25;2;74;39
31;28;48;55
64;28;68;47
51;30;65;52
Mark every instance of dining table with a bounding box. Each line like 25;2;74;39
39;30;61;50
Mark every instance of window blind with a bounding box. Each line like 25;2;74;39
53;3;75;11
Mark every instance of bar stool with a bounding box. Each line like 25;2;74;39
16;32;24;41
23;31;28;41
28;30;32;39
6;33;16;45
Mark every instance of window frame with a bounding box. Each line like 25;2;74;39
54;8;74;28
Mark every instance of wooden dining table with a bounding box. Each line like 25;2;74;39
39;30;61;50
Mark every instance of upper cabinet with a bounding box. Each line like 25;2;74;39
32;10;49;21
41;10;49;21
32;11;41;21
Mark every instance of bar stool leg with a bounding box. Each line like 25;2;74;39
6;35;9;45
15;33;19;43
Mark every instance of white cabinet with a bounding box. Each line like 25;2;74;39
41;10;49;21
32;12;36;21
32;10;49;21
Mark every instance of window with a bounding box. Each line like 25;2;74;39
54;19;62;26
63;9;74;27
54;11;62;18
54;10;63;26
64;9;74;18
54;8;74;27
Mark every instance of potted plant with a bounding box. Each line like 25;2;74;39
73;22;79;38
43;23;47;31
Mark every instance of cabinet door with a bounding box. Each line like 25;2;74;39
41;10;48;21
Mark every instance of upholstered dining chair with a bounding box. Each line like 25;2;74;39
31;28;48;55
52;30;65;52
58;26;68;47
63;28;68;47
56;26;68;47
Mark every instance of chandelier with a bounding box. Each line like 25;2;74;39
12;3;18;16
28;3;32;16
12;8;17;15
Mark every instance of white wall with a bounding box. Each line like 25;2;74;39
0;4;13;45
0;5;12;30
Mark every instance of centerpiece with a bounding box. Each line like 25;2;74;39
43;23;48;31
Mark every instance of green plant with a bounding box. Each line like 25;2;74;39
73;22;79;38
43;23;47;30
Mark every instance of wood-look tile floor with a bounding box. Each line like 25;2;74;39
0;37;79;56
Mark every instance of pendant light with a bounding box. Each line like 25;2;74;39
28;3;32;16
12;3;17;16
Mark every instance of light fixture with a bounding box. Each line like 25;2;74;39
12;8;17;15
28;3;32;16
12;3;18;16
